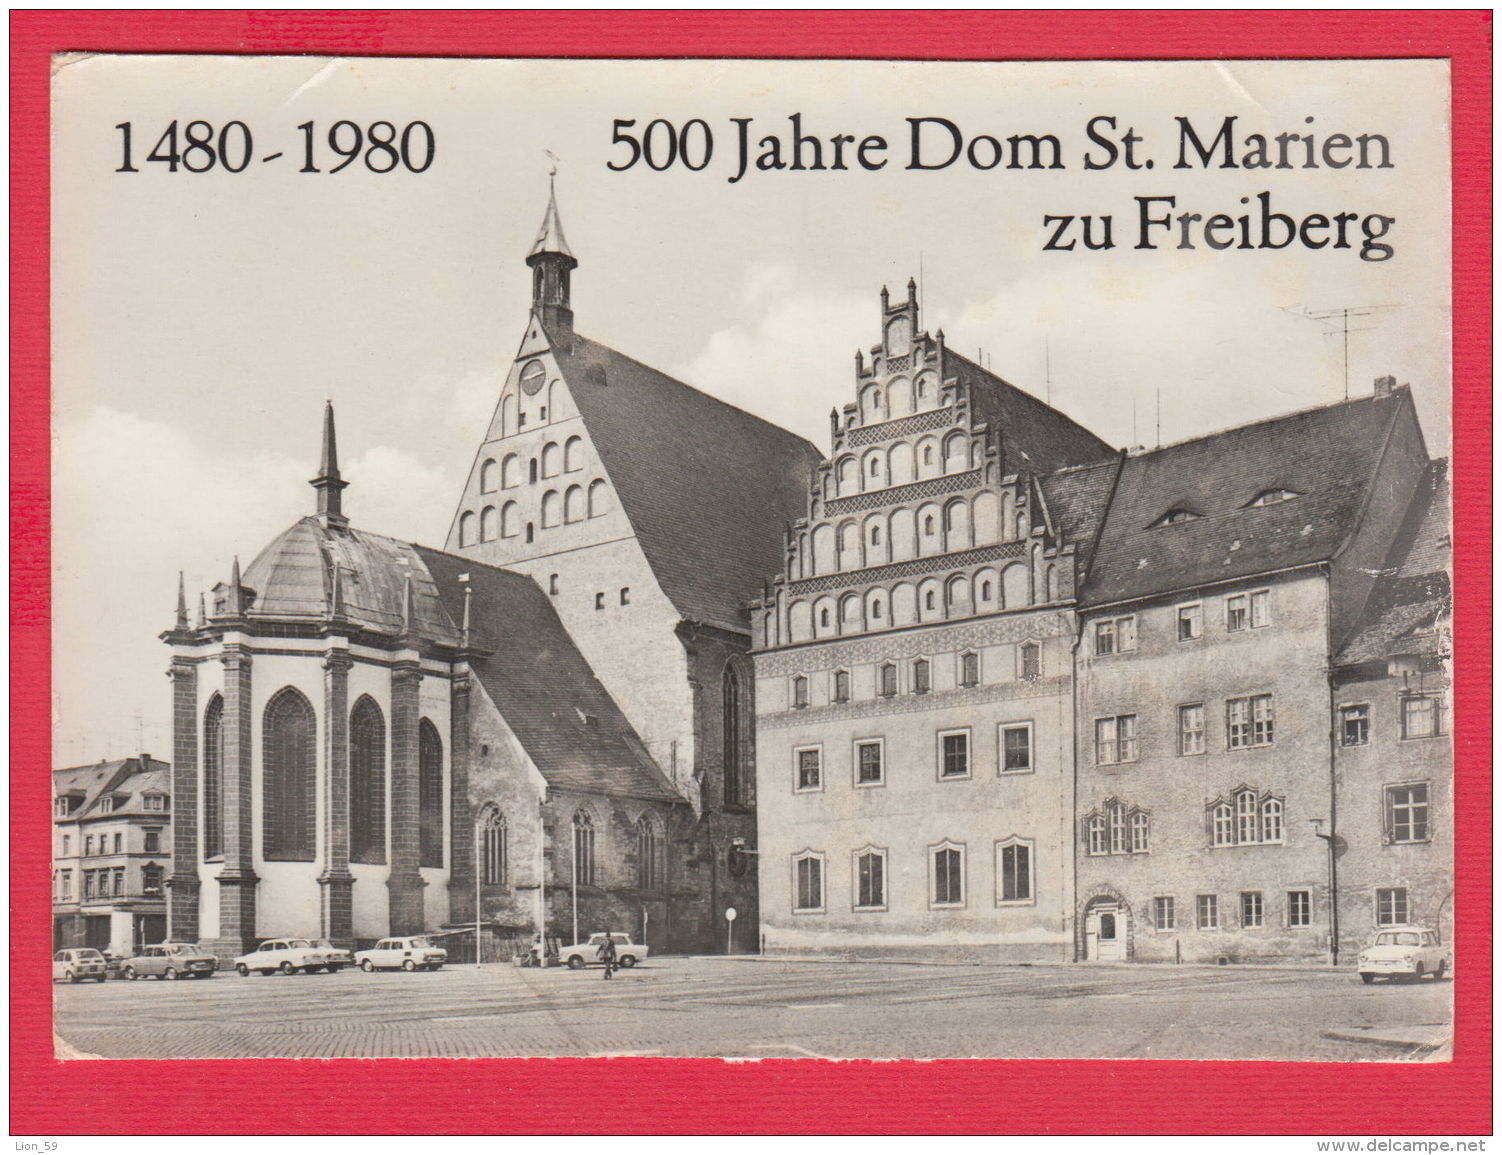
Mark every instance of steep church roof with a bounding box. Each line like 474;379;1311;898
548;332;822;632
1079;388;1418;607
416;547;682;804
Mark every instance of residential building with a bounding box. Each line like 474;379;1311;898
53;756;171;955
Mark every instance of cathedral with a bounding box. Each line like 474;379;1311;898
163;186;818;957
163;186;1450;967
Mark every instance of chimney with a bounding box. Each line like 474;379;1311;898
1374;374;1397;396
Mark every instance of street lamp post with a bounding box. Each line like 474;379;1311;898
1309;817;1339;967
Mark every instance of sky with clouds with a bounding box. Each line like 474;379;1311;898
51;56;1450;763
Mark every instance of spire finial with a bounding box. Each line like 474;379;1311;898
459;574;473;650
400;570;417;641
226;556;245;616
311;401;349;524
329;562;346;620
196;591;206;628
175;571;189;630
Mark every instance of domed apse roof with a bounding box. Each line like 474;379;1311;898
241;516;461;646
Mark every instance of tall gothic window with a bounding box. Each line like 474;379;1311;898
418;719;444;869
572;812;596;887
480;806;507;885
350;696;387;864
636;816;660;890
202;694;224;859
722;659;752;807
262;687;316;862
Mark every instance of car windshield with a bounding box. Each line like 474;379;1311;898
409;937;433;948
77;950;103;959
1376;932;1422;946
287;939;313;948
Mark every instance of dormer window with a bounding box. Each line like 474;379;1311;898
1152;508;1200;528
142;794;168;812
1247;489;1299;507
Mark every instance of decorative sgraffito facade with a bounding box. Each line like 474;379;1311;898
751;283;1114;960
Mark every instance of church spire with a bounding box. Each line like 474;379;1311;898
175;571;189;631
310;401;349;525
526;172;578;341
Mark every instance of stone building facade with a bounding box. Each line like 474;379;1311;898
750;284;1115;960
52;756;171;955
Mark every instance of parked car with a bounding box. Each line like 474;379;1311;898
232;938;346;976
558;932;648;970
1356;926;1450;983
311;939;354;970
123;942;218;981
53;948;108;983
355;935;448;972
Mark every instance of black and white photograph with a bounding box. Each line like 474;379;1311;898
49;54;1453;1062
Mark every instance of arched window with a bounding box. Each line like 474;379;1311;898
722;660;751;807
572;812;596;887
541;442;562;478
564;436;584;472
541;489;561;527
500;501;520;538
587;479;610;518
1085;813;1107;856
262;687;316;862
480;807;507;885
480;458;498;493
501;394;518;437
1261;797;1284;844
1236;790;1259;845
202;695;224;859
959;652;979;687
912;657;931;694
480;505;498;542
350;696;386;864
500;454;520;489
636;816;660;890
564;485;585;523
1211;802;1235;847
1108;801;1128;854
458;511;477;548
833;669;851;702
1131;810;1151;853
1019;641;1042;680
418;719;443;869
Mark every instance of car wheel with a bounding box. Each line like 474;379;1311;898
402;959;417;972
1436;960;1448;980
164;966;178;981
360;959;375;972
97;974;107;983
66;971;78;984
236;964;250;977
1412;963;1425;981
279;961;295;975
124;966;138;981
618;955;637;968
566;955;584;970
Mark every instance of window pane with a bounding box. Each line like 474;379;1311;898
1197;894;1218;929
941;733;969;777
797;749;821;790
857;743;882;784
1003;726;1031;771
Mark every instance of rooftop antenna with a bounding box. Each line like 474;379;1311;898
545;149;560;177
1280;303;1399;400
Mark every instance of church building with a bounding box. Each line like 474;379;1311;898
163;188;818;957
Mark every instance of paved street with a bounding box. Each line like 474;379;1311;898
54;956;1452;1061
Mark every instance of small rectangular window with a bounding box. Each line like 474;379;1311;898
1228;694;1274;749
1340;704;1370;746
1000;723;1033;773
1153;896;1175;931
593;592;604;610
1401;695;1445;739
1177;603;1203;641
912;659;931;694
1094;615;1137;655
1226;594;1248;632
879;664;898;697
939;730;970;779
1094;715;1137;765
1240;891;1264;928
959;652;980;687
619;587;630;605
144;829;161;853
1376;887;1409;927
832;670;850;703
1385;783;1430;843
1287;890;1312;928
113;833;123;853
792;676;809;709
1178;704;1206;756
855;740;883;787
794;747;822;792
1249;590;1272;628
1196;894;1219;930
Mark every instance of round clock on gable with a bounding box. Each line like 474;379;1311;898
519;360;547;396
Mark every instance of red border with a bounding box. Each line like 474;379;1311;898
11;11;1491;1136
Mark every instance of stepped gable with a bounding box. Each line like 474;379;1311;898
946;351;1116;476
548;332;823;632
1336;458;1451;666
1079;389;1413;607
416;546;682;805
1039;457;1122;574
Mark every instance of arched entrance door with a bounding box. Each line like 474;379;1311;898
1085;901;1125;961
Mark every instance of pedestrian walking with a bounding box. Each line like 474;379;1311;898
597;931;617;980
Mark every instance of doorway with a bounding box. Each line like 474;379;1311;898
1085;902;1125;961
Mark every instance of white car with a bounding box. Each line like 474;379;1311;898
53;948;108;983
354;936;447;972
1357;926;1450;983
559;932;648;970
233;938;346;976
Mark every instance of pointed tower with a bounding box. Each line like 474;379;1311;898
310;401;349;526
526;175;577;341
